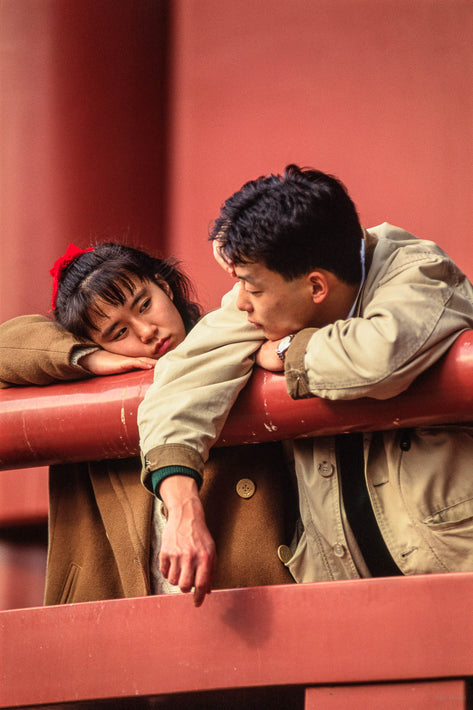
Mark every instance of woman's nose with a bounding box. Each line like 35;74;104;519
136;320;156;342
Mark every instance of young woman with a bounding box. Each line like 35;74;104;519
0;242;296;605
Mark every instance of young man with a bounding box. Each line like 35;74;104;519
138;164;473;606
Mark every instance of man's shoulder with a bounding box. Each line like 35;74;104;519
365;223;468;293
368;222;428;245
368;223;451;261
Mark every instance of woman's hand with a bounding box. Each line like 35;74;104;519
79;349;156;376
255;339;285;371
159;476;216;607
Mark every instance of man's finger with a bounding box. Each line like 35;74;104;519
166;556;182;587
192;554;215;607
159;552;170;579
193;585;208;608
178;555;197;594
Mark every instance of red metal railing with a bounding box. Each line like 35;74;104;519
2;329;473;471
1;574;472;708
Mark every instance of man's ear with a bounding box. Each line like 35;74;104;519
307;271;329;303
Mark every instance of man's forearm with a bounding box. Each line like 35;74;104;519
139;285;264;484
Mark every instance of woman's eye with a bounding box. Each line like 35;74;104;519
113;327;127;340
140;298;151;312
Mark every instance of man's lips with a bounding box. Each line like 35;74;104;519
248;320;263;329
154;336;171;356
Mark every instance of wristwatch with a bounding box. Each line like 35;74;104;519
276;334;295;362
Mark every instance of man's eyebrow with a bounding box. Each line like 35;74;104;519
234;270;258;285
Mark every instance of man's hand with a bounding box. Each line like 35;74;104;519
79;350;156;376
159;476;216;607
255;339;285;371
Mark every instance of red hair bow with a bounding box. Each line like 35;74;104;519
49;243;94;310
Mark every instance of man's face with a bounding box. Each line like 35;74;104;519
234;261;322;341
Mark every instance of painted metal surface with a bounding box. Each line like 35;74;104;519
0;369;151;470
2;331;473;470
305;681;467;710
1;573;472;708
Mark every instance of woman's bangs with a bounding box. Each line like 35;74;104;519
81;270;144;332
90;270;142;307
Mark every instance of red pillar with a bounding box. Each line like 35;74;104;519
0;0;169;322
0;0;170;610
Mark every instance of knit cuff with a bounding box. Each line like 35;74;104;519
151;466;203;499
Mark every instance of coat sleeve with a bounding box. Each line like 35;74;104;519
138;284;265;486
0;315;94;388
285;228;473;401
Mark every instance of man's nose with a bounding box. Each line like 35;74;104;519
236;282;251;312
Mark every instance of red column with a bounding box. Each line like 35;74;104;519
0;0;169;322
0;0;170;610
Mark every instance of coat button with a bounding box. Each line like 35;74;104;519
236;478;256;499
277;545;292;564
333;543;346;558
318;461;334;477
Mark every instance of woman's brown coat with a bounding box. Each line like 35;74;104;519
0;316;296;603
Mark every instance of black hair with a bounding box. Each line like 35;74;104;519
210;164;363;284
53;242;201;339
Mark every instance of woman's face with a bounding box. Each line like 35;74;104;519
88;276;187;359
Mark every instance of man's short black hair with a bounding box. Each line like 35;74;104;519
210;164;363;284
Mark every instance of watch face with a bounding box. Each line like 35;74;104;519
276;335;293;360
277;336;291;353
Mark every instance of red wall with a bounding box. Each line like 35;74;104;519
2;0;472;314
166;0;473;311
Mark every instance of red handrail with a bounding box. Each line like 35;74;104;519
2;331;473;470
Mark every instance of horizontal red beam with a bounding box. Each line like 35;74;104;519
2;331;473;470
1;573;472;708
305;681;467;709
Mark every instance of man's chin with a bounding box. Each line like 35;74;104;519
262;332;282;341
266;332;295;342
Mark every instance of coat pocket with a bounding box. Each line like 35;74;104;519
422;497;473;572
424;496;473;529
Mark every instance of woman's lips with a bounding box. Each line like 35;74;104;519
154;336;171;356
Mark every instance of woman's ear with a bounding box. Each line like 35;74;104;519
308;271;329;304
155;277;174;300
